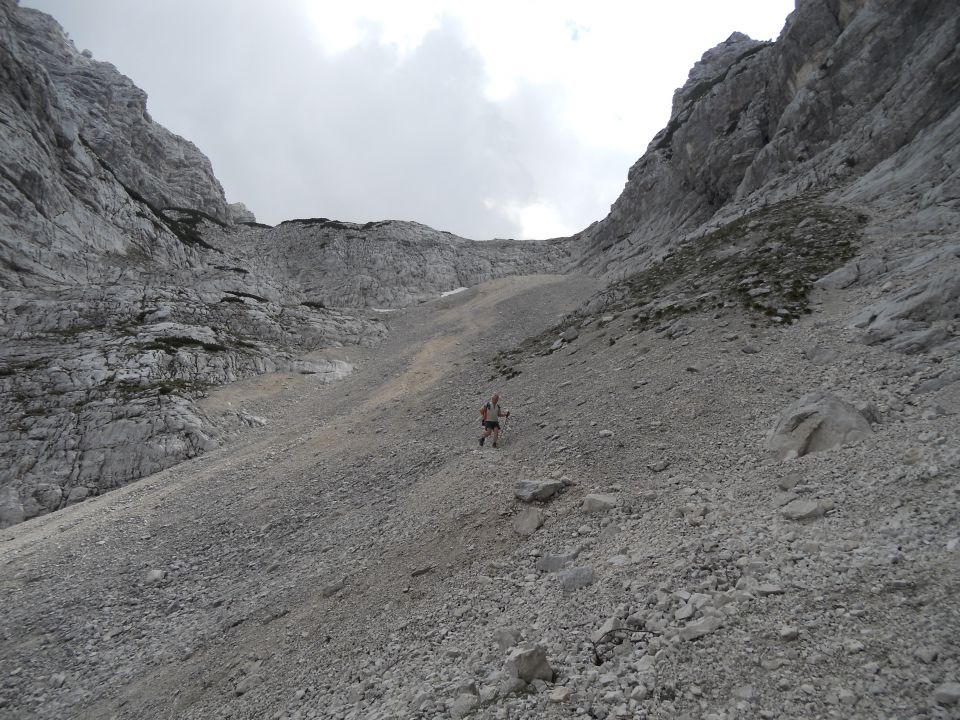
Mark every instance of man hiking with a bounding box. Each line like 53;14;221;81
479;393;510;448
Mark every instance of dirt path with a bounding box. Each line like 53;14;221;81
0;273;599;720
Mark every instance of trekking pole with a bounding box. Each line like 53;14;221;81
500;414;510;446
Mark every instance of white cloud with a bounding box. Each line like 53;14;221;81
21;0;795;239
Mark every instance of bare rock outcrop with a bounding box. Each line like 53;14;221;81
571;0;960;278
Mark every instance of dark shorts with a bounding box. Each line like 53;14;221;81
483;420;500;430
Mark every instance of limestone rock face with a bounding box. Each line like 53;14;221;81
571;0;960;277
229;218;570;309
0;0;570;527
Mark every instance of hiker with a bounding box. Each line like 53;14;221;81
479;393;510;448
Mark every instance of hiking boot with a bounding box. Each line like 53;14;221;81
479;437;485;447
492;442;498;448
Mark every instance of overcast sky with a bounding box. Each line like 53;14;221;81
23;0;795;239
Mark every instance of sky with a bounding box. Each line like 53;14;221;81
22;1;795;239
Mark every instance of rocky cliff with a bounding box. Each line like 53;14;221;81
0;0;562;527
574;0;959;277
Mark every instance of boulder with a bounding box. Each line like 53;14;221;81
782;499;828;521
933;682;960;706
537;551;578;573
558;565;595;592
561;327;579;342
591;617;623;643
767;392;872;459
582;493;618;513
450;693;479;718
504;644;554;683
679;616;722;641
514;480;563;503
512;507;544;536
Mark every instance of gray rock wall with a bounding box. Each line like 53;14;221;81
233;219;570;308
571;0;960;277
0;0;565;527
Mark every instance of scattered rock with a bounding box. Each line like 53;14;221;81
680;616;722;641
781;499;827;521
514;480;564;502
582;493;618;513
780;626;799;640
504;644;554;683
450;693;479;718
933;682;960;706
512;507;544;536
558;566;595;592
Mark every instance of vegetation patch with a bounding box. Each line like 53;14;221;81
491;196;864;379
301;300;326;310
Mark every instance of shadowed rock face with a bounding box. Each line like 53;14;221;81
572;0;960;277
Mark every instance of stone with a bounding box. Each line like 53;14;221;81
558;566;595;592
561;327;580;342
512;507;544;536
493;628;521;651
932;682;960;706
450;694;479;718
537;552;578;573
780;626;799;641
144;569;165;584
647;460;670;472
549;686;572;703
781;499;827;521
591;617;623;643
914;646;939;663
680;616;722;641
803;345;840;365
514;480;564;502
598;429;614;438
504;644;554;683
742;342;761;354
321;579;346;598
767;392;872;459
756;584;784;596
582;493;618;513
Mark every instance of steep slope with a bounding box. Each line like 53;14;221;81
0;0;561;527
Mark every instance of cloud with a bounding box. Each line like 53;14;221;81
20;0;794;239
